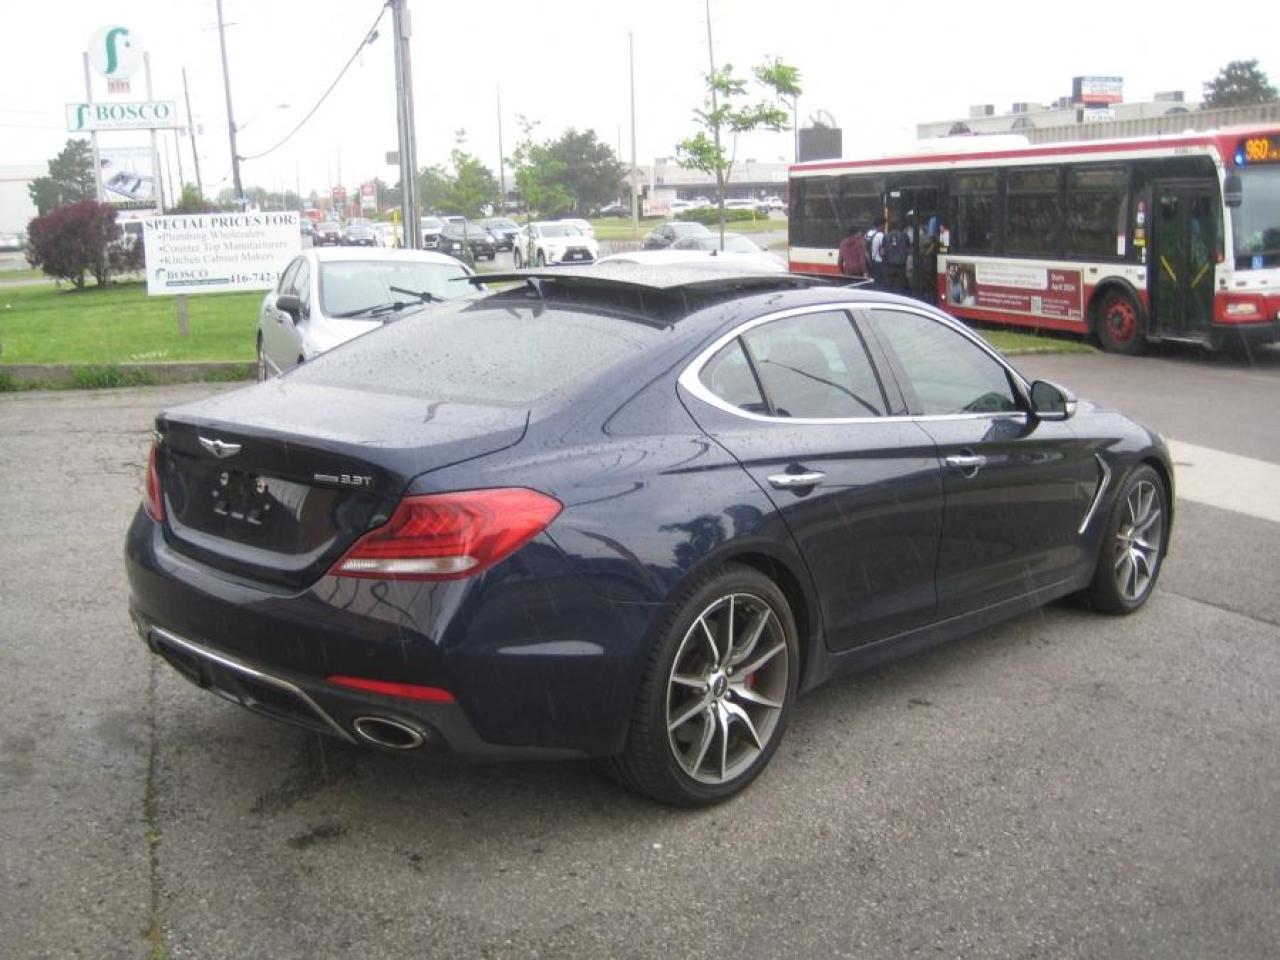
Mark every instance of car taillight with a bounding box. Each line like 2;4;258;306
331;488;562;581
144;441;165;523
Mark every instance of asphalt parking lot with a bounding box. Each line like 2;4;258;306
2;345;1278;959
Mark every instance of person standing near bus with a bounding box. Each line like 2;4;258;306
867;218;886;289
837;225;869;280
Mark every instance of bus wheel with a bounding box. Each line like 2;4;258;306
1096;289;1145;355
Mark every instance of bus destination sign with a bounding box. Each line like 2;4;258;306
1239;134;1280;165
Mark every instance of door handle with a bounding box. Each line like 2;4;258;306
767;471;826;489
944;453;987;475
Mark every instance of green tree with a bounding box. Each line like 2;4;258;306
28;139;96;216
1201;59;1278;109
543;129;623;214
443;149;499;217
169;183;215;214
416;164;452;214
676;41;801;245
508;116;573;219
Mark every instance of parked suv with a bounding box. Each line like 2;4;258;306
513;221;599;267
478;217;520;251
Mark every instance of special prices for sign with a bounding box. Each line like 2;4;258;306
945;260;1083;321
143;213;300;295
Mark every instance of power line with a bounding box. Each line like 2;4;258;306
238;4;386;162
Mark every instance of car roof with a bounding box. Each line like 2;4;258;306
477;261;817;293
306;246;464;265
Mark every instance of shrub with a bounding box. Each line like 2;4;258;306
25;201;119;288
675;207;757;225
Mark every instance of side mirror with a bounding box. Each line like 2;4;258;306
276;293;301;321
1224;172;1243;208
1030;379;1077;421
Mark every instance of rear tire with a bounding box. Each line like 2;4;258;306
1096;288;1146;355
610;564;799;806
1085;464;1168;614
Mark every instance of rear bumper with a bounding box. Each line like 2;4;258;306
125;508;646;758
1210;318;1280;346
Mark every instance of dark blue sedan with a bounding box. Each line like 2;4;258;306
125;263;1173;805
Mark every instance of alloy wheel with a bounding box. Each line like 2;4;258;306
1113;479;1163;601
665;592;789;785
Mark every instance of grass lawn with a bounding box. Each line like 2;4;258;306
0;281;262;364
0;267;47;283
588;215;785;240
974;326;1095;356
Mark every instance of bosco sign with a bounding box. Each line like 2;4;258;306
142;213;301;296
66;100;180;131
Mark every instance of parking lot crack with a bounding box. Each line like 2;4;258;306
143;655;166;958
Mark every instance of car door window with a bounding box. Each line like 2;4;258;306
293;260;311;317
277;258;302;294
865;309;1018;415
738;310;888;418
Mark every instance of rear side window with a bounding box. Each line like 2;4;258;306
866;309;1018;415
700;340;766;413
740;310;887;418
290;298;664;406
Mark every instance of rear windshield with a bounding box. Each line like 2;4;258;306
290;295;665;406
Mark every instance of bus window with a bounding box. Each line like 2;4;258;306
838;175;884;236
1006;167;1062;257
1066;166;1129;260
949;172;998;254
795;176;840;249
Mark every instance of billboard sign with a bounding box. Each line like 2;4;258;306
88;25;142;80
360;181;378;211
944;260;1083;321
142;212;301;295
66;101;180;132
1072;76;1123;106
99;147;156;205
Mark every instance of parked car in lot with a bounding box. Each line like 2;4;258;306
598;201;630;217
668;199;698;216
477;217;520;251
643;220;712;249
601;234;786;273
298;219;315;242
722;199;759;213
513;221;599;266
438;222;495;262
341;220;377;247
763;195;785;212
313;221;342;246
372;222;395;247
420;217;445;249
253;247;476;378
129;262;1172;805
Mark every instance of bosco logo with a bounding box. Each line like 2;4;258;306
88;25;142;79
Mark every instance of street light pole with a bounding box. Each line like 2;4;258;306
496;85;506;206
390;0;419;248
182;67;204;200
215;0;243;205
629;30;639;240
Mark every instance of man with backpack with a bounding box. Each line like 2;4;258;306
866;218;886;289
882;221;910;294
837;224;869;281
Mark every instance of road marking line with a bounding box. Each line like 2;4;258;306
1167;440;1280;525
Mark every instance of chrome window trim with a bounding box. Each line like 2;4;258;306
677;300;1031;426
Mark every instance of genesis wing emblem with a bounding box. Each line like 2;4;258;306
198;436;242;459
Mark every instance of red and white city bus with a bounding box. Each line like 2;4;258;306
787;127;1280;353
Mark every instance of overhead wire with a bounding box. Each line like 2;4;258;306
237;3;386;162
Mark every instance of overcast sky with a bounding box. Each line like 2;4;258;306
3;0;1277;200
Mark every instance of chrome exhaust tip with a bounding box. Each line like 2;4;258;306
352;716;426;750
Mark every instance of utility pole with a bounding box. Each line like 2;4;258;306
390;0;419;248
496;86;506;207
215;0;243;205
704;0;725;247
182;67;204;199
629;30;639;239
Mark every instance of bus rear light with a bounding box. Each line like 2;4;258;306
330;487;563;581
